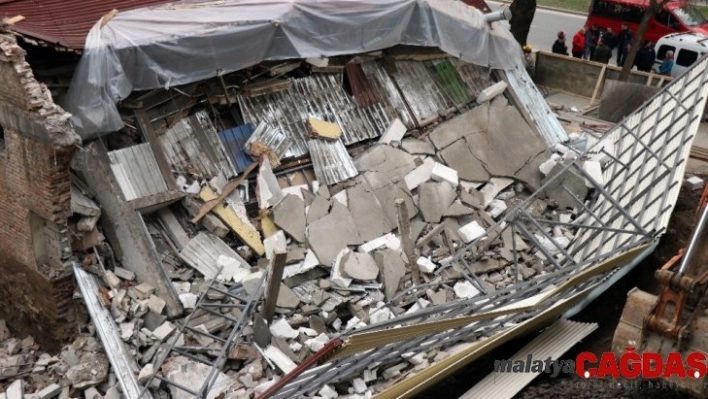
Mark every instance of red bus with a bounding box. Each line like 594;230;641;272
585;0;708;44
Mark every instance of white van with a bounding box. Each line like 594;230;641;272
653;32;708;77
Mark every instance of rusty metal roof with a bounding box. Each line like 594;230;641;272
0;0;171;49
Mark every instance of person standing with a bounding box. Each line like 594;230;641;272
634;41;656;72
591;38;612;64
585;24;600;59
659;50;675;75
552;31;569;55
572;27;586;59
603;27;617;50
616;24;633;66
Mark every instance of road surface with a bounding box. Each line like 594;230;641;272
488;1;588;52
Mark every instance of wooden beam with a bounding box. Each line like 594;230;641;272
590;64;607;105
396;198;420;285
262;251;288;323
100;9;118;28
191;161;258;224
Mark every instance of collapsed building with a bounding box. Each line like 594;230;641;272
0;0;707;398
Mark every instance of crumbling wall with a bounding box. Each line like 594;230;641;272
0;31;81;351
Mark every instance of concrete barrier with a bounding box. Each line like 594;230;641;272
533;51;670;100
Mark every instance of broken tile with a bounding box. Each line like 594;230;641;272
418;182;456;223
273;194;306;243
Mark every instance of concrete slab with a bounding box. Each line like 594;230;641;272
469;105;551;190
257;158;284;209
541;163;589;209
347;180;394;242
444;201;475;217
404;157;435;191
400;138;435;155
306;195;331;224
276;283;300;309
273;194;306;243
379;118;407;144
372;181;418;227
308;201;362;266
375;249;406;300
418;182;457;223
439;139;490;182
429;105;489;150
353;145;417;190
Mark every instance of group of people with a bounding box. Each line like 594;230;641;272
549;23;674;75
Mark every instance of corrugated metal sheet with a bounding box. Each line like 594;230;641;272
108;143;168;201
460;319;597;399
244;121;292;161
239;73;398;157
426;59;472;106
501;63;568;146
346;62;380;108
389;60;452;126
73;263;155;399
359;60;416;129
0;0;172;49
218;123;256;173
159;111;236;179
179;232;250;280
452;58;495;99
308;139;358;186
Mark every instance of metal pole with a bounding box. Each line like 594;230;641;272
678;201;708;275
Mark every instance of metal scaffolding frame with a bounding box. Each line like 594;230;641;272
266;57;708;398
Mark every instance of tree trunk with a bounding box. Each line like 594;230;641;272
619;0;663;81
509;0;537;46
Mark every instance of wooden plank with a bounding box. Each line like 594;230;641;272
262;251;288;323
396;198;420;285
191;161;258;223
198;186;265;256
590;64;607;105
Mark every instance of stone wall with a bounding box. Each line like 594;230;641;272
0;31;81;351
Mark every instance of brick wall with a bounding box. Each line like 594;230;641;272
0;31;81;350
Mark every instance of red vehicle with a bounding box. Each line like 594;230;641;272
585;0;708;44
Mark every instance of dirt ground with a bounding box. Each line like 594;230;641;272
422;180;706;399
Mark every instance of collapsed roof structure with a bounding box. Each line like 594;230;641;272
0;0;707;398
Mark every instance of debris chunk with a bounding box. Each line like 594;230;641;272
454;281;480;299
685;175;704;191
37;383;61;399
342;252;379;281
273;194;306;243
458;221;486;243
269;318;299;339
264;345;297;374
307;118;341;141
476;81;507;103
375;249;406;300
431;162;459;187
378;118;407;144
418;182;456;223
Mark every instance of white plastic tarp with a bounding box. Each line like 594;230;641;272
65;0;521;138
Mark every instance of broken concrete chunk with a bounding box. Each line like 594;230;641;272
134;283;155;299
307;118;341;141
458;221;486;243
151;322;175;341
276;283;301;309
264;230;287;260
685;175;705;191
113;267;135;281
375;249;406;300
358;233;401;253
418;182;456;223
454;281;480;299
77;215;101;233
479;178;515;208
487;199;508;219
147;295;166;315
242;271;264;296
431;162;459;187
270;318;299;339
539;157;557;175
583;160;604;188
37;383;61;399
273;194;306;243
439;139;490;182
416;257;437;274
305;333;330;352
71;186;100;217
137;363;154;385
400;138;435;155
403;158;434;191
331;249;353;288
264;345;297;374
342;252;379;281
378;118;407;144
444;201;474;217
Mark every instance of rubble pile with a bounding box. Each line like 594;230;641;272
25;52;613;398
0;319;114;399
